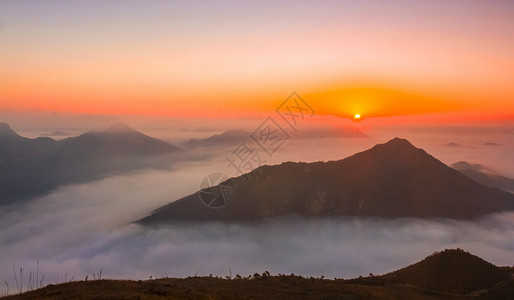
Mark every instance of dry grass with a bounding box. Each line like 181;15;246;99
3;250;513;299
3;273;512;300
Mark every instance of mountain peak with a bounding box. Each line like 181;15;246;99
382;248;511;294
140;135;514;223
103;122;138;134
380;137;417;149
364;137;423;159
0;122;18;138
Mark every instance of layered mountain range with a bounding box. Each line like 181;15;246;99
452;161;514;194
0;122;180;205
141;138;514;223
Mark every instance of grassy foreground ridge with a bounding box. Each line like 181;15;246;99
2;249;514;300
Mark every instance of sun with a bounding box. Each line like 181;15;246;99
351;113;364;122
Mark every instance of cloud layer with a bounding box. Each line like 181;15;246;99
1;166;514;292
1;127;514;296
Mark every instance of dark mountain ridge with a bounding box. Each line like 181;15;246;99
0;122;17;137
141;138;514;223
0;123;181;205
53;122;180;160
452;161;514;194
0;122;57;162
183;129;250;148
381;249;512;294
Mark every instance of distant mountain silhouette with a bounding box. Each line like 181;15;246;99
0;122;17;137
0;122;57;162
55;122;180;159
40;130;68;137
381;249;513;294
294;126;367;139
183;127;366;149
445;142;461;148
0;123;181;205
183;129;249;148
452;161;514;193
482;142;501;147
140;138;514;223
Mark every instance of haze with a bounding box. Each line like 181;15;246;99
2;121;514;287
1;0;513;296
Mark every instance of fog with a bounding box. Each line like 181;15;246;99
1;115;514;295
2;164;514;292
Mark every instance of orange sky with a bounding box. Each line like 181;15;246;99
0;1;513;121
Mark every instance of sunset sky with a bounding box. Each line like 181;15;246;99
1;0;513;120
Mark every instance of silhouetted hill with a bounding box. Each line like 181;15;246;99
5;249;513;299
0;122;17;137
140;138;514;223
0;123;181;205
452;161;514;193
54;122;180;159
183;127;366;149
183;129;250;148
0;123;57;162
40;130;68;137
381;249;513;294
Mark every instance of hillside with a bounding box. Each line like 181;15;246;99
183;129;250;148
140;138;514;223
381;249;512;294
0;123;181;205
3;249;513;300
452;161;514;193
0;123;57;162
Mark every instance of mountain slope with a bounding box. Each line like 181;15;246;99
0;123;57;162
95;122;181;155
51;123;180;162
140;138;514;223
452;161;514;194
183;129;250;148
380;249;512;294
0;123;181;205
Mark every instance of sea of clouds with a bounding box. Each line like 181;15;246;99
2;124;514;296
1;164;514;295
